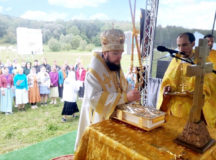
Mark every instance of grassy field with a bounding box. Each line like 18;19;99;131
0;99;81;154
0;46;166;155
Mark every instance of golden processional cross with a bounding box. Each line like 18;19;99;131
175;39;215;153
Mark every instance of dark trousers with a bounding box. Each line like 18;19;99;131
58;85;63;98
78;84;85;98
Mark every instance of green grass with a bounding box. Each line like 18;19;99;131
0;99;81;155
0;131;77;160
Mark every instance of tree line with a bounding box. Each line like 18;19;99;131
0;14;215;51
154;25;216;49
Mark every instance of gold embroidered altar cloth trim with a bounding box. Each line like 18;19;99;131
74;116;216;160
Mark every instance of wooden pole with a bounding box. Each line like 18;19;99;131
128;0;144;91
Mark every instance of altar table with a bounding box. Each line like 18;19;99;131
74;116;216;160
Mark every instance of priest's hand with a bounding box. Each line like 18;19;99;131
127;89;140;102
163;86;171;97
161;86;171;112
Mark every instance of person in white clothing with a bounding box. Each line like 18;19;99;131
61;71;82;122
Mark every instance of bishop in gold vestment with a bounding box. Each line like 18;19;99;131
75;29;140;150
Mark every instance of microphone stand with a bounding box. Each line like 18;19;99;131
169;52;194;64
168;51;216;74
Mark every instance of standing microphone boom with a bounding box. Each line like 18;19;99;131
157;46;185;56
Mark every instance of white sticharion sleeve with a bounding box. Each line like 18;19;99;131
87;69;128;121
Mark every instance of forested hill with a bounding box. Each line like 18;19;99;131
0;14;215;50
155;26;216;49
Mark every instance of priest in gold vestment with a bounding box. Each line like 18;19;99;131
204;34;216;70
75;29;140;150
157;32;216;128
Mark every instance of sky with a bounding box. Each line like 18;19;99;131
0;0;215;30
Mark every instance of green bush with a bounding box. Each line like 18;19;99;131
48;38;61;51
60;34;73;44
85;43;95;51
71;35;82;49
78;39;87;51
61;42;72;51
91;34;101;46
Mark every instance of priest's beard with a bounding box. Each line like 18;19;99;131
103;55;121;71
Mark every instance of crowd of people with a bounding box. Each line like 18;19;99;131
0;58;87;122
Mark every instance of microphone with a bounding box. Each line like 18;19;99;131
157;46;185;55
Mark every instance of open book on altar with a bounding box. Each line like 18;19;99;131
111;104;166;131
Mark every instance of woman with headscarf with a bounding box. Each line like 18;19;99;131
0;68;2;110
58;65;65;101
28;67;41;109
61;71;82;122
49;65;59;104
37;66;50;105
13;67;28;111
24;61;32;75
0;67;13;114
